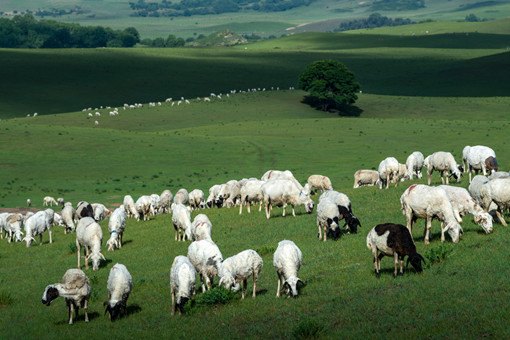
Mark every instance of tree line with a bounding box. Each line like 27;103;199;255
0;14;140;48
334;13;415;32
129;0;316;17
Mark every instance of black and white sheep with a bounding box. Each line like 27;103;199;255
42;268;91;324
76;201;95;220
319;190;361;234
187;240;223;292
104;263;132;321
206;184;222;208
218;249;263;299
170;255;196;315
316;198;340;241
273;240;304;298
366;223;425;278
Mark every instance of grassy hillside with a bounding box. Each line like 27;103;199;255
1;89;509;339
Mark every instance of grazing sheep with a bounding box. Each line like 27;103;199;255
170;256;196;315
160;189;173;213
218;249;263;299
424;152;462;185
462;145;471;173
187;240;223;292
57;197;65;207
23;210;52;247
43;196;58;206
366;223;425;278
479;178;510;226
150;194;162;215
191;214;213;242
378;157;400;189
395;163;408;183
76;201;95;220
239;179;265;214
468;175;490;207
261;170;305;192
273;240;304;298
307;175;333;194
61;205;76;233
261;179;314;219
42;268;91;325
316;198;340;241
5;214;24;243
92;203;110;222
104;264;132;321
107;207;127;251
206;184;222;208
439;185;493;234
216;180;241;208
123;195;139;219
174;189;189;206
0;212;10;239
172;203;192;241
135;195;152;221
353;170;380;188
27;198;31;207
76;217;105;271
400;184;463;244
405;151;424;180
189;189;205;210
465;145;497;183
319;190;361;234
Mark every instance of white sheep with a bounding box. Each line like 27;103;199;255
173;189;189;206
170;255;196;315
107;207;127;251
188;189;205;210
171;203;192;241
316;198;340;241
27;198;31;207
76;201;94;219
92;203;110;222
5;214;24;243
23;210;52;247
191;214;213;242
378;157;400;189
43;196;58;206
206;184;222;208
123;195;139;219
104;263;132;321
273;240;304;298
150;193;162;215
464;145;497;183
42;268;91;325
424;151;462;185
306;175;333;194
57;197;65;207
439;185;493;233
400;184;463;244
261;170;305;192
216;180;241;208
218;249;263;299
261;179;314;219
353;169;379;188
462;145;471;173
135;195;153;221
468;175;490;207
76;217;105;271
187;240;223;292
488;172;510;180
239;178;265;214
405;151;424;180
61;205;76;233
160;189;173;213
479;178;510;226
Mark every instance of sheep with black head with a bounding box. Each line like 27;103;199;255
104;263;132;321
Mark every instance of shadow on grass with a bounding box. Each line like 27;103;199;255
301;95;363;117
127;304;142;316
54;311;101;325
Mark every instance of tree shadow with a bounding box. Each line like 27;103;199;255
301;95;363;117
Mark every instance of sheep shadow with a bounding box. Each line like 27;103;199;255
127;304;142;316
54;311;100;325
121;239;133;246
99;258;113;269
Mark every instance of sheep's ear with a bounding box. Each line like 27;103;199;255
100;253;106;260
473;215;481;223
297;279;306;287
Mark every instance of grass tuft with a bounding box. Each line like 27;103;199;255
424;244;454;268
255;245;276;256
0;291;14;306
292;318;325;340
183;286;236;315
67;242;77;254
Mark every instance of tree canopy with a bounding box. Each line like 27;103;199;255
298;59;360;112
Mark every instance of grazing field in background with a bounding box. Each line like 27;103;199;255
1;88;510;338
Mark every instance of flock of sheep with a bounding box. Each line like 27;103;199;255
1;143;508;324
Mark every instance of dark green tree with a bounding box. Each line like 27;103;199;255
298;59;360;111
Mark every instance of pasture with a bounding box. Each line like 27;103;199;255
1;87;510;338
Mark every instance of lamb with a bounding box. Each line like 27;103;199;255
61;205;76;233
76;201;95;220
123;195;139;219
424;151;462;185
261;170;305;192
239;178;265;214
273;240;304;298
188;189;205;210
57;197;65;207
306;175;333;195
135;195;153;221
378;157;400;189
160;189;173;213
104;264;132;321
465;145;497;183
316;198;340;241
191;214;213;242
319;190;361;234
76;217;105;271
405;151;424;180
5;214;24;243
170;256;196;315
366;223;425;278
171;203;192;241
479;178;510;226
43;196;58;206
400;184;463;244
206;184;222;208
41;268;91;325
92;203;110;222
23;210;52;247
173;189;189;206
261;179;314;219
187;239;223;292
107;207;127;251
439;185;493;234
353;170;380;188
218;249;263;299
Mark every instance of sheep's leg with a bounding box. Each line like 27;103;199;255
252;273;258;298
48;229;52;244
276;273;283;297
317;222;322;240
440;222;446;243
69;303;74;325
393;253;399;278
425;217;431;245
323;225;328;242
171;290;175;316
174;224;178;241
372;249;379;278
84;246;89;269
119;233;123;248
265;202;271;219
84;300;89;322
239;201;243;215
200;274;206;293
247;201;251;214
496;210;507;226
399;257;404;276
39;234;43;246
386;175;390;189
291;205;296;217
241;279;247;300
282;203;287;217
76;240;81;269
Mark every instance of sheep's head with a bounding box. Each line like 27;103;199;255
104;301;125;321
474;213;493;234
346;215;362;234
106;237;118;251
406;253;425;274
218;274;236;290
326;217;340;240
215;195;224;207
87;253;106;271
283;277;305;298
444;223;463;243
42;285;59;306
23;236;35;247
14;229;24;242
299;192;314;213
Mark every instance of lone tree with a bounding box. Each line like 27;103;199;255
298;59;360;111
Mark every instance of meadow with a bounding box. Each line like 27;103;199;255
1;20;510;339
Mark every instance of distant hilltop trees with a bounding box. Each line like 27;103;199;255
128;0;316;17
334;13;415;32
